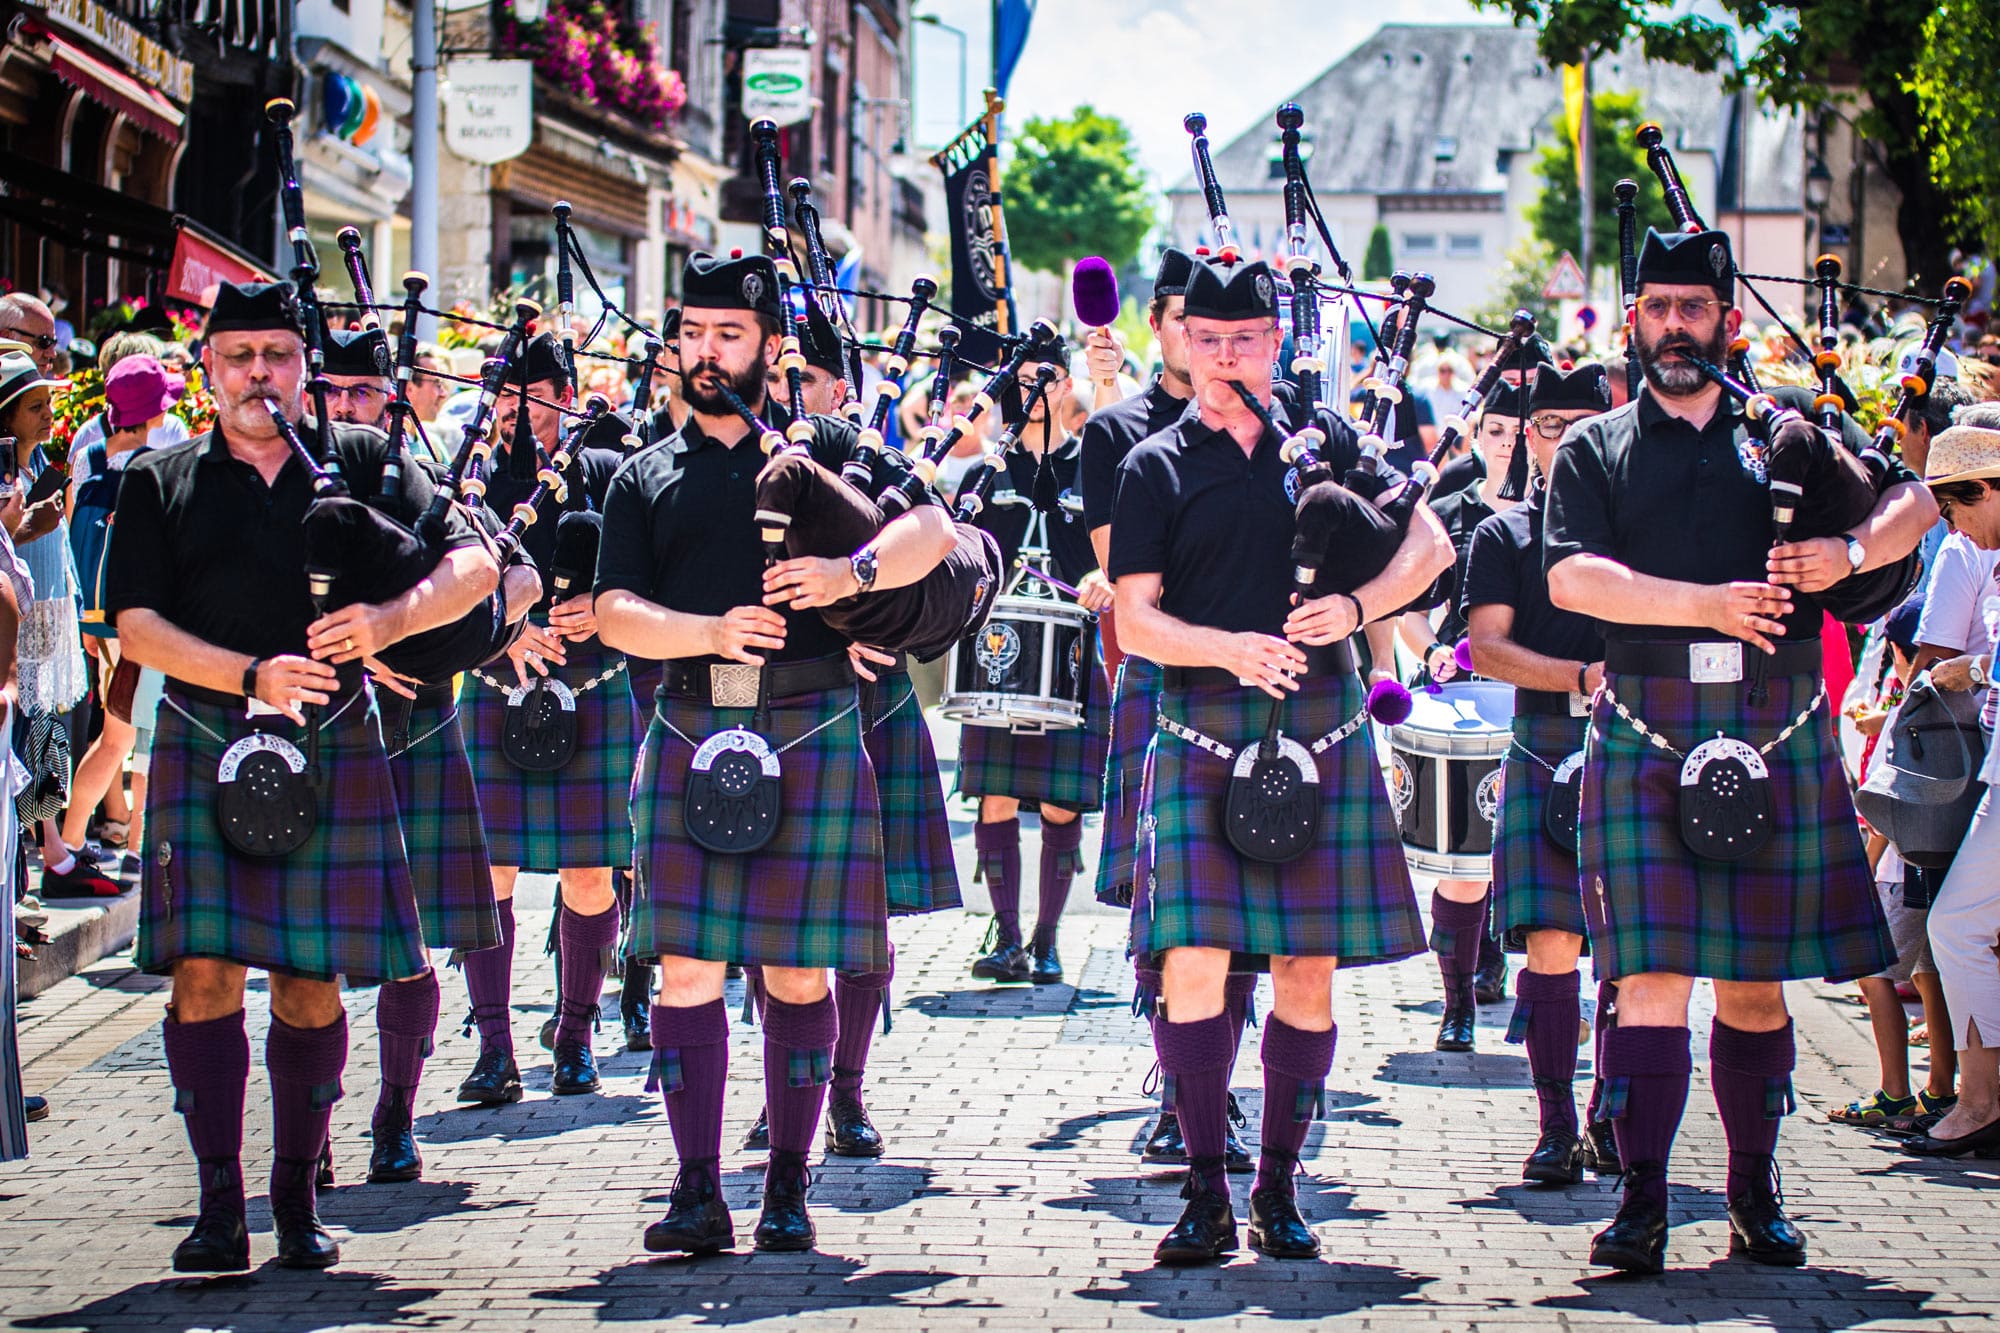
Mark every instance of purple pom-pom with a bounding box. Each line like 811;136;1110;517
1367;678;1413;725
1454;639;1475;675
1072;256;1121;328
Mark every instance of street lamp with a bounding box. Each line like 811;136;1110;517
1805;156;1834;212
916;12;967;130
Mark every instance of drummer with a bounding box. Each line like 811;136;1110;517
1461;362;1616;1187
958;338;1113;987
1399;378;1529;1051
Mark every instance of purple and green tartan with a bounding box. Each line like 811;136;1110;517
955;662;1112;813
629;685;890;972
863;673;961;916
1094;655;1162;906
1132;673;1424;965
1580;669;1892;983
461;642;640;871
1493;710;1591;951
137;690;427;986
386;696;501;955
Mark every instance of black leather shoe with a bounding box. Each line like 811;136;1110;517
1153;1165;1237;1266
1436;984;1476;1052
743;1107;770;1150
1141;1111;1186;1164
270;1157;340;1269
1473;952;1509;1006
622;1005;652;1053
1225;1094;1253;1174
172;1163;250;1273
1588;1167;1668;1275
754;1152;815;1252
971;941;1031;982
1581;1118;1621;1174
538;1017;559;1051
1902;1115;2000;1158
552;1040;601;1096
23;1095;47;1123
317;1136;336;1189
1726;1158;1807;1266
368;1096;423;1184
824;1089;884;1158
643;1164;734;1255
1522;1128;1586;1186
1028;938;1063;985
456;1044;524;1105
1247;1186;1319;1259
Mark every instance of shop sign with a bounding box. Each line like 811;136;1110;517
741;47;813;127
446;58;534;165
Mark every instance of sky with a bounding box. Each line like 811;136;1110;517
911;0;1503;187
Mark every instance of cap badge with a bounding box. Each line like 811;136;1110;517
741;272;766;305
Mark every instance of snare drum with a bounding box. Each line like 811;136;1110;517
938;595;1098;733
1384;681;1515;879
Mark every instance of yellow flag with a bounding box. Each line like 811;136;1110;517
1562;62;1587;189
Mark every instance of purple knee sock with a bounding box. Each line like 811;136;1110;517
1224;972;1257;1079
375;969;440;1112
1710;1019;1795;1200
554;903;619;1046
832;946;893;1096
1510;970;1581;1135
763;995;837;1158
650;999;730;1187
1155;1012;1237;1196
266;1013;349;1204
1135;964;1164;1024
1585;976;1617;1122
1430;892;1486;987
1601;1024;1691;1211
463;896;516;1052
975;818;1023;947
1477;895;1504;973
164;1009;251;1214
1254;1017;1335;1195
1033;818;1085;946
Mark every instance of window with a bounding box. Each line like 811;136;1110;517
1433;136;1457;161
1446;233;1483;259
1400;233;1439;257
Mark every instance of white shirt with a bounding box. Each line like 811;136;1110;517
1915;532;2000;657
67;413;189;478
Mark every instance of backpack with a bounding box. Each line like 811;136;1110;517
69;442;120;639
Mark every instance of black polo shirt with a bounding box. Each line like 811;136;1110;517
481;441;622;629
1543;384;1907;642
1461;486;1603;664
975;434;1098;587
1425;484;1499;643
1434;450;1484;498
104;419;477;693
595;409;938;664
1110;412;1379;636
1078;378;1193;530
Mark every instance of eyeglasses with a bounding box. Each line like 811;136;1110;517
0;328;58;352
1635;296;1730;323
1932;480;1990;514
324;384;387;407
1528;413;1575;440
1187;329;1275;357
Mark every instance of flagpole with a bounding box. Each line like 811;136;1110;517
982;87;1017;337
1578;57;1594;310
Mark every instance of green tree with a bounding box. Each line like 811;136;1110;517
1528;91;1675;277
1470;0;1973;293
1362;224;1394;282
1002;106;1156;281
1911;0;2000;261
1470;239;1561;336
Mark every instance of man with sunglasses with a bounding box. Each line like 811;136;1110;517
321;328;394;430
1543;228;1936;1276
0;294;60;378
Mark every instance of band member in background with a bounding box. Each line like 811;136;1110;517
959;339;1111;986
321;328;393;430
1544;228;1935;1274
1110;257;1448;1265
595;252;955;1256
104;279;498;1271
1462;362;1614;1186
455;334;637;1106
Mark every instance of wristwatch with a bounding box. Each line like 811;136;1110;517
850;545;880;595
1842;535;1866;573
1972;658;1989;688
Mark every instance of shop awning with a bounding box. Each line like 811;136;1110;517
166;220;274;305
28;22;185;143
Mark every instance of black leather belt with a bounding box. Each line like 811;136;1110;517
1164;641;1355;691
1515;688;1584;717
1605;638;1821;681
659;653;856;706
169;682;367;715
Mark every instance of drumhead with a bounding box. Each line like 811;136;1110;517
1384;681;1515;758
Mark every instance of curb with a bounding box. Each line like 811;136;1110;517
19;885;140;999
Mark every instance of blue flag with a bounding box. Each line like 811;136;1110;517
993;0;1036;100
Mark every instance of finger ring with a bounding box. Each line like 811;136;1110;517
344;637;355;652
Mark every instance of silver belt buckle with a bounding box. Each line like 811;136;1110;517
1568;691;1590;717
1689;641;1743;684
710;663;762;708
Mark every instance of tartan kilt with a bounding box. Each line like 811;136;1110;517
1133;673;1424;966
461;643;640;871
863;672;960;915
1094;655;1162;907
1580;669;1892;982
629;684;889;972
1492;711;1591;951
137;690;426;986
954;667;1112;813
386;696;501;955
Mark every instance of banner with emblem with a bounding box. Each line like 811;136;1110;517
930;89;1015;365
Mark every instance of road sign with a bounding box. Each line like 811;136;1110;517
1543;250;1588;301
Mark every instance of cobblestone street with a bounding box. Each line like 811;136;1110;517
4;816;1997;1330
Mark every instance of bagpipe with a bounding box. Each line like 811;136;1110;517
1634;121;1968;624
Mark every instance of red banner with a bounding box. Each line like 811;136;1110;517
166;222;271;307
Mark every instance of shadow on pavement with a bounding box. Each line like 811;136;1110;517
902;986;1079;1020
1536;1259;1955;1328
1075;1258;1432;1321
13;1270;445;1332
412;1092;657;1143
530;1256;989;1323
1374;1049;1533;1088
1028;1103;1154;1152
